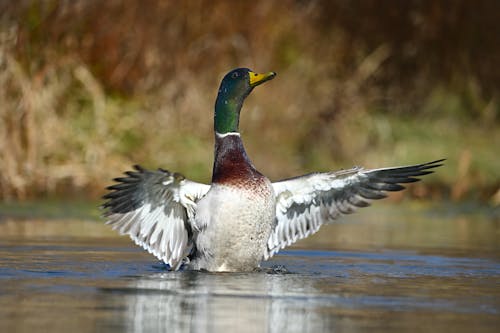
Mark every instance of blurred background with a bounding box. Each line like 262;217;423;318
0;0;498;204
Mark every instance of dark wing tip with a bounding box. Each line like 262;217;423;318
361;158;444;197
421;158;446;168
102;165;186;216
102;165;152;214
133;164;145;172
414;159;445;172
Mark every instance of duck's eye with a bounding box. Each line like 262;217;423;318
231;72;239;79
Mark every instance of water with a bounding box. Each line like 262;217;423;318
0;203;499;332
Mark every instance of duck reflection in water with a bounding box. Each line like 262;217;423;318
103;270;332;333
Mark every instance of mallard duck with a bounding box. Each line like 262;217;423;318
103;68;443;272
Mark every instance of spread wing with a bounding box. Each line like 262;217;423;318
265;159;444;259
102;165;210;270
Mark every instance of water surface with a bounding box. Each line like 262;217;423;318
0;203;498;332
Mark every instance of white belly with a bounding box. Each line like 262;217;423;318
192;182;275;272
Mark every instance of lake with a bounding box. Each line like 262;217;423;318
0;202;498;332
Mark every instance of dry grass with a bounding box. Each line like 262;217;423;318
0;1;498;202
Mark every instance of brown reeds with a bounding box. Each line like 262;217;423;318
0;1;498;201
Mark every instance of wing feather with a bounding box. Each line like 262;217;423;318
102;165;210;270
265;159;444;259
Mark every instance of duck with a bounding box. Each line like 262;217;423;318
103;68;444;272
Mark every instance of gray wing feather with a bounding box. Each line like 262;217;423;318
265;159;444;259
102;165;209;269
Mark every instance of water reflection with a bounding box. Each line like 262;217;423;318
106;271;330;333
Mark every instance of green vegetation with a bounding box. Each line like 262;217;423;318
0;200;100;220
0;1;498;203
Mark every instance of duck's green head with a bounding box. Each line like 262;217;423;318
215;68;276;134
